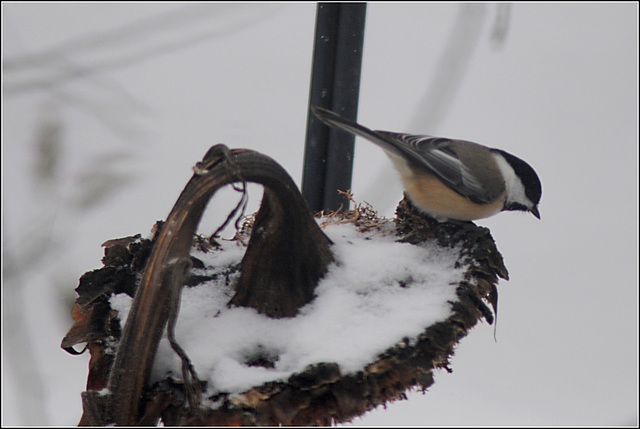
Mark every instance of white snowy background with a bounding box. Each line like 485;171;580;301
2;2;637;426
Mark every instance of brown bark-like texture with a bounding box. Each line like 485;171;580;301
62;147;508;426
63;145;333;425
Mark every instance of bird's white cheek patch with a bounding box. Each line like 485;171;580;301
492;153;531;208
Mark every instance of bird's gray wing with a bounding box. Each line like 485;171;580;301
310;107;494;204
375;132;493;204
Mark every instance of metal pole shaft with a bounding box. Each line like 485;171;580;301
302;3;366;213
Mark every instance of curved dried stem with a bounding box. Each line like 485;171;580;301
90;145;333;425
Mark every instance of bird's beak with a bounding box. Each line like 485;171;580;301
530;206;541;219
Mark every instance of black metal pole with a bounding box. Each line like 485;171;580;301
302;2;366;213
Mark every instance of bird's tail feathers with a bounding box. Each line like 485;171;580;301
310;106;417;164
311;106;382;145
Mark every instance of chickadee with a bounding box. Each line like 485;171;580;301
311;106;541;221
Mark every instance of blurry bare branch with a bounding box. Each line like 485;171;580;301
3;4;282;95
408;3;488;134
2;5;283;425
33;101;64;186
52;87;150;140
1;243;49;425
491;3;511;50
72;151;136;209
4;91;138;429
4;4;282;143
3;1;284;269
365;4;490;210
